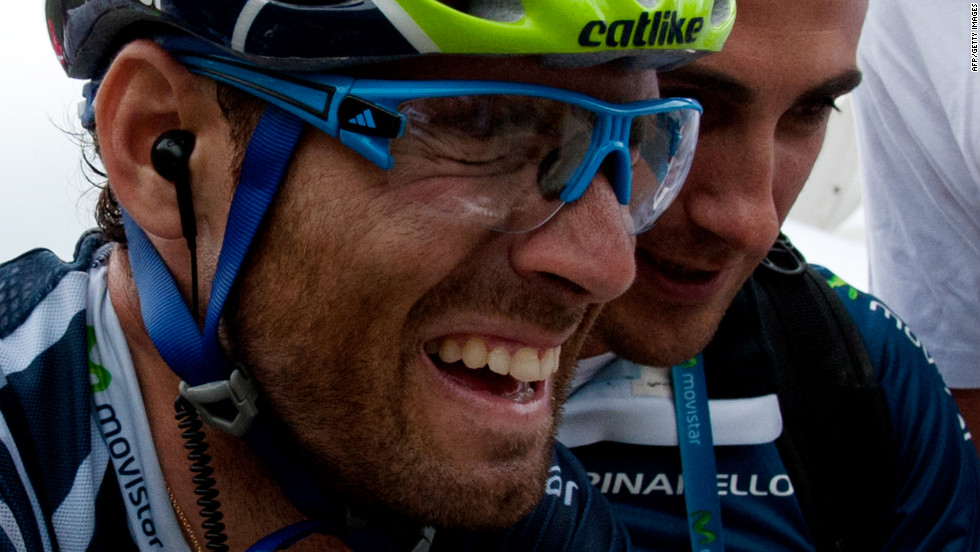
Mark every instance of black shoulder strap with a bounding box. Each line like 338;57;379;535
750;234;896;552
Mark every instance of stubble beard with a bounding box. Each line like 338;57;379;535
591;296;727;368
223;258;586;530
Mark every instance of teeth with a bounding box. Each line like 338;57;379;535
509;348;541;382
432;336;560;382
438;340;463;364
487;347;510;375
461;339;486;369
542;347;559;375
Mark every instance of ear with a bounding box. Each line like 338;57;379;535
96;39;226;241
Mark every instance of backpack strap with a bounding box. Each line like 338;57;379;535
749;233;896;551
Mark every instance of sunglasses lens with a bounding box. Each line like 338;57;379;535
627;107;700;234
389;95;596;232
387;94;698;233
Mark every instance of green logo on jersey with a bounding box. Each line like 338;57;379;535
87;326;112;393
827;275;859;300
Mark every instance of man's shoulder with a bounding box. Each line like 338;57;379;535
747;263;931;361
0;230;108;486
0;230;110;437
0;231;134;552
0;231;107;338
803;264;936;366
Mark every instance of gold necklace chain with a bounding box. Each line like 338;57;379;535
166;485;205;552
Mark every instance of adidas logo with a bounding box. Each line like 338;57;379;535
348;109;376;129
338;98;401;138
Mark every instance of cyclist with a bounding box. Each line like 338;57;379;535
0;0;734;550
559;0;980;550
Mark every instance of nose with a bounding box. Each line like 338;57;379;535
684;126;781;252
511;172;636;304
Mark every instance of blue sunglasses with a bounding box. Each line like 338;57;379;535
176;51;701;234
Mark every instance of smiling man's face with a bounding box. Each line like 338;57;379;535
222;56;650;527
588;0;867;366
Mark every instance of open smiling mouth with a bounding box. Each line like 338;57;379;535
424;337;559;403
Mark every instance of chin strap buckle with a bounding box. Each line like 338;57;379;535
179;366;259;437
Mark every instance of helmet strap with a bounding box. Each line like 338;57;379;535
125;103;433;550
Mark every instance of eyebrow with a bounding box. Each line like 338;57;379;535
660;66;864;104
796;69;864;104
661;66;756;103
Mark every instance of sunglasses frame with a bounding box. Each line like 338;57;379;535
175;50;701;223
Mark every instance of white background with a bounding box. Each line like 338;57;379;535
0;4;871;288
1;4;97;262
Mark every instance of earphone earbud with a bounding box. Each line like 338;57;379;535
151;130;200;318
151;129;195;183
151;130;197;246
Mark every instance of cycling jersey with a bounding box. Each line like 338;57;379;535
559;266;980;551
0;232;627;552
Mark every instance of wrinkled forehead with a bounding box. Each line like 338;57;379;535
341;55;661;103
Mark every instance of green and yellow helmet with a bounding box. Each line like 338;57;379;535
48;0;735;79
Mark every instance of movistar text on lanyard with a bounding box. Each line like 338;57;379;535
671;355;725;552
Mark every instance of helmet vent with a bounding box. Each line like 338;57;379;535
274;0;350;5
711;0;732;26
436;0;525;23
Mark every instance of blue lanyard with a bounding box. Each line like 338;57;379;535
671;355;725;552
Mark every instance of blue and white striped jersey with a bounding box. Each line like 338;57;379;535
0;233;158;551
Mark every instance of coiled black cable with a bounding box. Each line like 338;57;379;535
174;395;230;552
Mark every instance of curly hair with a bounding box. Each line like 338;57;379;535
90;83;265;244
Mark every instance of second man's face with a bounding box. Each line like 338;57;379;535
589;0;867;367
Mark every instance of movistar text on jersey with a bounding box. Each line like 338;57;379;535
578;11;704;48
